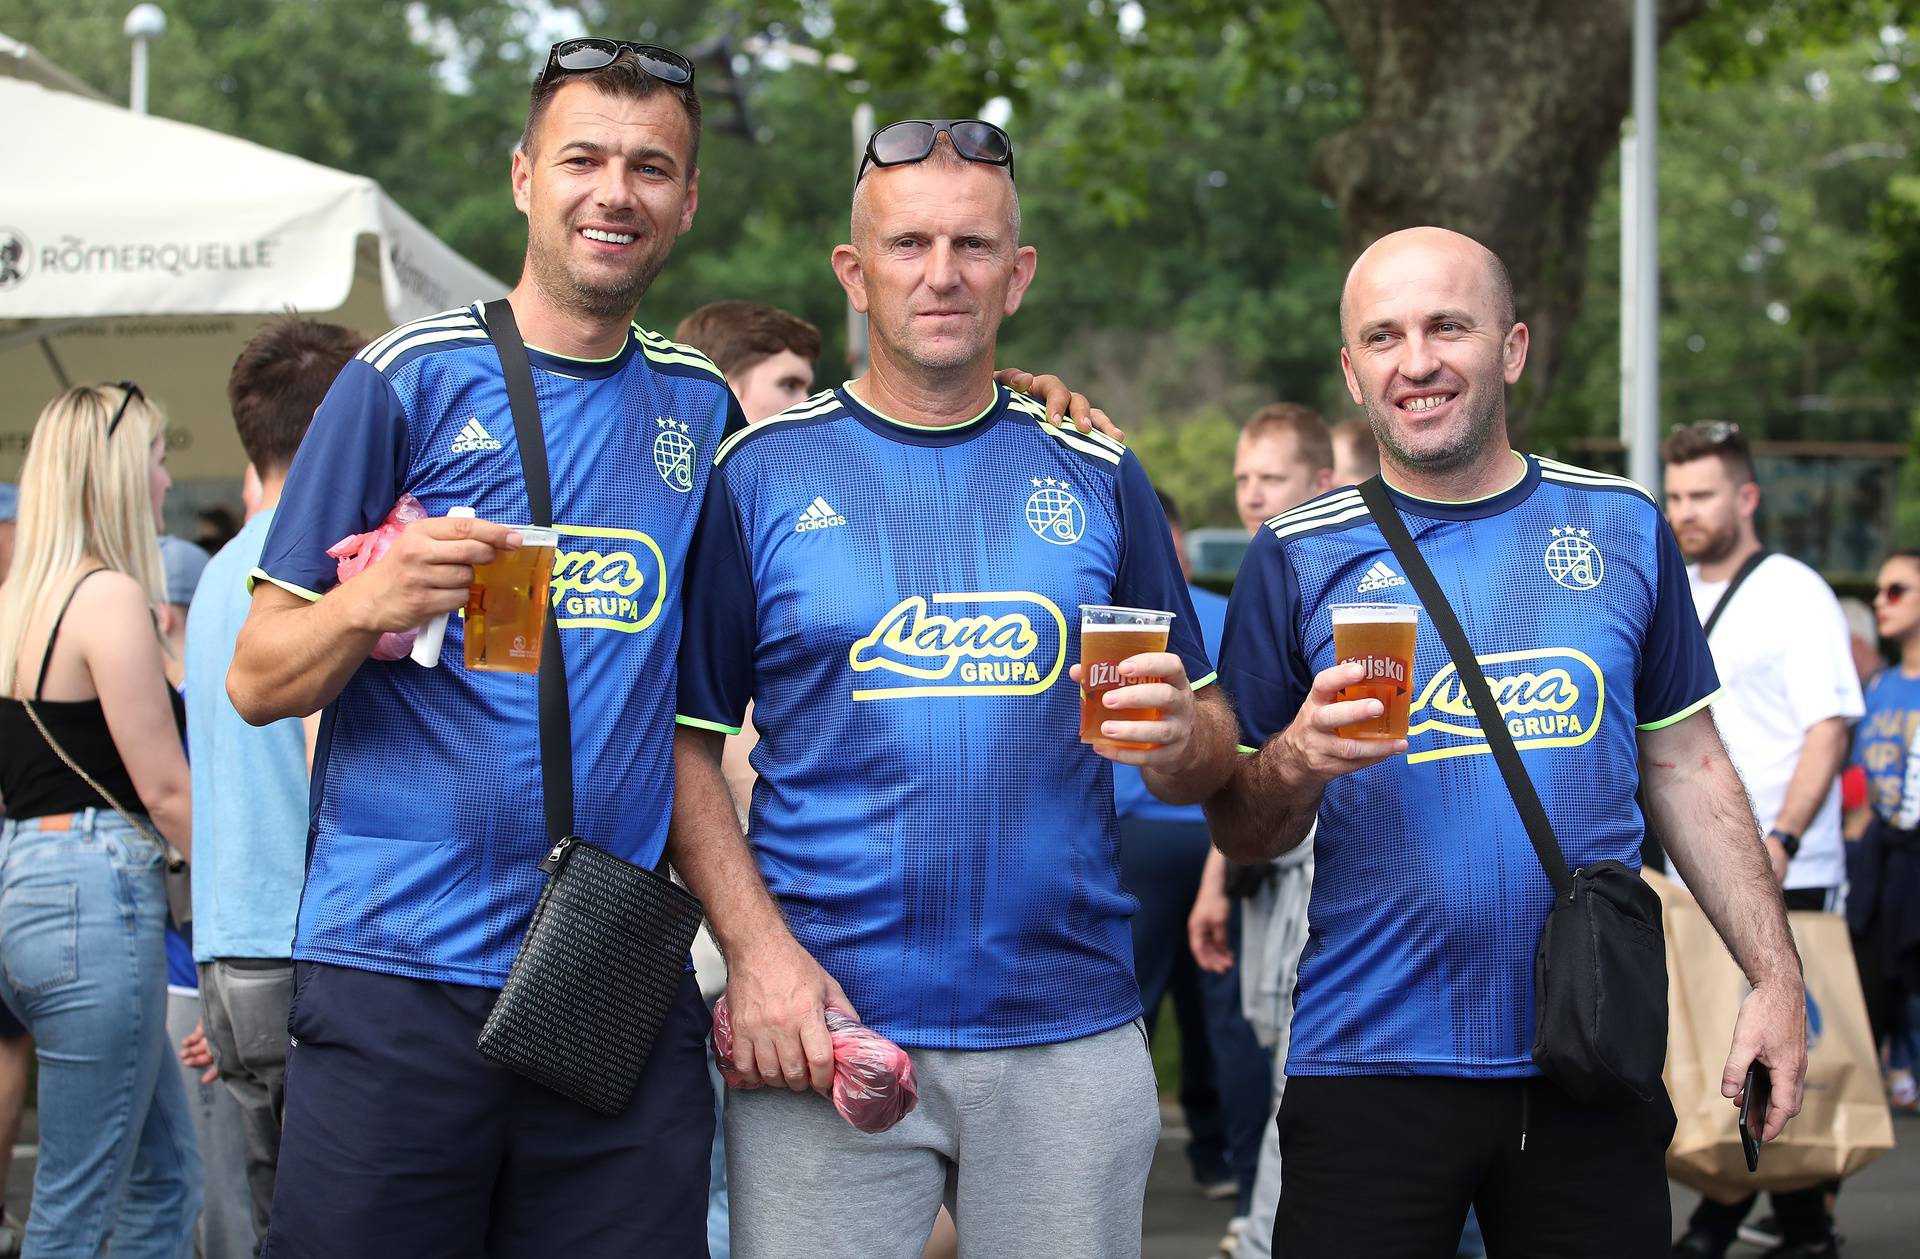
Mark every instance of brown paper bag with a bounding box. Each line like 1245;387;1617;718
1648;871;1895;1202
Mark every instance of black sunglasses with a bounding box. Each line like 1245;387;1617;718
1876;582;1910;604
105;380;144;439
1672;420;1741;444
538;38;694;89
856;119;1015;184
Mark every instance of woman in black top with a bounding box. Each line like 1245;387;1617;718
0;383;198;1255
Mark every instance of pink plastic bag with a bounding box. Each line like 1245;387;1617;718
711;994;919;1134
327;494;429;660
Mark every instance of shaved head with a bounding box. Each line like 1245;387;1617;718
1340;227;1514;346
1335;224;1530;488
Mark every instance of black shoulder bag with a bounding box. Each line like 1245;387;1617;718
1358;477;1667;1104
474;298;706;1115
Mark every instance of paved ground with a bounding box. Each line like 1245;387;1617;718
7;1102;1915;1255
1143;1105;1919;1259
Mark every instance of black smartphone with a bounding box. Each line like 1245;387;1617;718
1739;1062;1771;1173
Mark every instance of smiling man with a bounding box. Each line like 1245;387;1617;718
229;42;733;1258
669;120;1238;1259
1203;226;1809;1258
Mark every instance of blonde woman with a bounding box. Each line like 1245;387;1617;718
0;383;199;1257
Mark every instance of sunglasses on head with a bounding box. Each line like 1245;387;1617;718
856;119;1015;185
105;380;143;439
538;38;694;89
1672;420;1741;444
1877;582;1911;604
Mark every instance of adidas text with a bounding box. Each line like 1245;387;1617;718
451;417;502;454
795;496;848;533
1357;561;1406;593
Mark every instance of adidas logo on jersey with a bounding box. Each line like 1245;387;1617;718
451;417;502;454
1357;561;1406;593
795;496;848;533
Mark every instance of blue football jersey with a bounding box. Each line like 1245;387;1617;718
1218;456;1718;1078
677;384;1212;1050
1855;668;1920;822
1114;584;1228;825
254;303;741;987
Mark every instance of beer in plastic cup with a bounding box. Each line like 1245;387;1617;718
1330;603;1418;741
463;526;559;675
1079;605;1174;750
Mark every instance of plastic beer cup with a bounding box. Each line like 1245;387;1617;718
1079;605;1175;750
1330;603;1418;741
463;526;559;675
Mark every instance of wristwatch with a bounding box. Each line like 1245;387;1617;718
1765;828;1801;859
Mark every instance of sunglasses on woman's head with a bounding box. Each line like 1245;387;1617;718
1876;582;1910;604
105;381;143;439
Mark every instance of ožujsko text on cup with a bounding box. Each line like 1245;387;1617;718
1329;603;1418;741
1080;605;1174;750
464;526;559;675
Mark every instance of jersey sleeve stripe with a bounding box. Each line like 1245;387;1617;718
714;395;845;464
1036;422;1122;466
674;713;744;736
372;326;489;373
356;313;483;366
1537;459;1656;502
1537;458;1651;489
1270;502;1371;540
1540;471;1657;504
1237;742;1260;755
1265;490;1364;532
1192;670;1218;691
1636;687;1722;731
247;568;322;602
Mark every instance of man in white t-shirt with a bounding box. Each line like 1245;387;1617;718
1664;421;1859;1259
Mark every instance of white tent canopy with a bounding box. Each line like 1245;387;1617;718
0;73;506;487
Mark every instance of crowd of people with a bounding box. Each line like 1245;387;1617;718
0;34;1913;1259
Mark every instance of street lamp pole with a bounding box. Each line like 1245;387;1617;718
1627;0;1661;493
124;4;166;116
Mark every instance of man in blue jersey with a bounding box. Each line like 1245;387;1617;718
671;120;1240;1258
228;44;1106;1258
228;43;731;1258
1204;226;1810;1258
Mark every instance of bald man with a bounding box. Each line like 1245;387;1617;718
1203;227;1806;1257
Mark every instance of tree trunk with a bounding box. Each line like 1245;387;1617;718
1312;0;1709;435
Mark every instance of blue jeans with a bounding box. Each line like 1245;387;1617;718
0;810;201;1258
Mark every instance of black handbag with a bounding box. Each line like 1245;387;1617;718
473;298;706;1115
1358;477;1667;1103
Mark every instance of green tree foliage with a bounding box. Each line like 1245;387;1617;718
4;0;1914;539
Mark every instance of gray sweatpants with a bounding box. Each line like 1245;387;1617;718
726;1018;1159;1259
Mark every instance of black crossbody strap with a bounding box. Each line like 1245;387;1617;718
1357;476;1573;898
484;299;574;844
1701;548;1770;639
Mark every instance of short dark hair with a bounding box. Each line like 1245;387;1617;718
1155;488;1184;532
673;302;821;378
1241;403;1334;473
522;52;703;170
1661;423;1756;486
1331;417;1380;478
228;317;367;474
